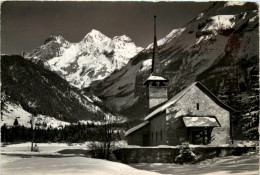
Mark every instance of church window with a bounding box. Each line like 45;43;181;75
160;82;165;86
197;103;199;110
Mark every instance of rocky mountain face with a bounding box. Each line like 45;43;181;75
89;0;259;133
25;29;143;88
1;55;111;127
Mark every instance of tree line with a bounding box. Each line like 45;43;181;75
1;123;124;143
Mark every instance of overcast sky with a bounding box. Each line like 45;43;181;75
1;1;213;54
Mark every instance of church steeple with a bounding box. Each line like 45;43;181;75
151;15;160;75
144;16;169;111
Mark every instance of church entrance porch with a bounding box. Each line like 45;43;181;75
183;116;221;145
187;127;213;145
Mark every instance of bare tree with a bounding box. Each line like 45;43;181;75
88;102;123;159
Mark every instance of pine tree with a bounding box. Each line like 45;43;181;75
13;118;19;126
241;66;259;139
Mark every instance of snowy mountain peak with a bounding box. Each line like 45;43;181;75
83;29;109;43
44;34;68;45
26;29;143;88
113;35;132;42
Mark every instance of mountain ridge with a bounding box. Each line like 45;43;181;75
1;55;112;127
25;29;143;88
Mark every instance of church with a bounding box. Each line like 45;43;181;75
125;16;234;146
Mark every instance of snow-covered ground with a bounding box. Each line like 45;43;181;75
1;141;127;156
1;142;88;156
1;142;259;175
1;156;160;175
1;142;157;175
130;152;259;175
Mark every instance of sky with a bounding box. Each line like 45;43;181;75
1;1;213;54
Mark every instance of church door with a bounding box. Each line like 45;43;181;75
143;134;149;146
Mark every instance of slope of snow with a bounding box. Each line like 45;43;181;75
249;15;258;23
195;34;214;45
1;102;70;129
224;1;247;7
1;101;116;128
202;15;236;31
196;13;204;20
2;156;160;175
35;115;70;129
147;28;185;49
140;59;152;71
1;102;32;127
69;91;101;113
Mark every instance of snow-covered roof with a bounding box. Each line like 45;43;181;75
183;116;220;127
143;74;168;85
124;121;149;136
146;75;167;81
144;81;235;121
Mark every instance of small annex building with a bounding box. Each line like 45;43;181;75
125;16;234;146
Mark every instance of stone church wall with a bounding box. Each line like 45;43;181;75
149;112;167;146
127;124;150;146
113;146;255;163
166;85;230;145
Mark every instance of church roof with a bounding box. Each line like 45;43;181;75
143;74;168;85
144;81;235;121
183;116;221;127
124;121;149;136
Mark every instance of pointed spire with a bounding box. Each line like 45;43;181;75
144;15;168;86
151;15;160;75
